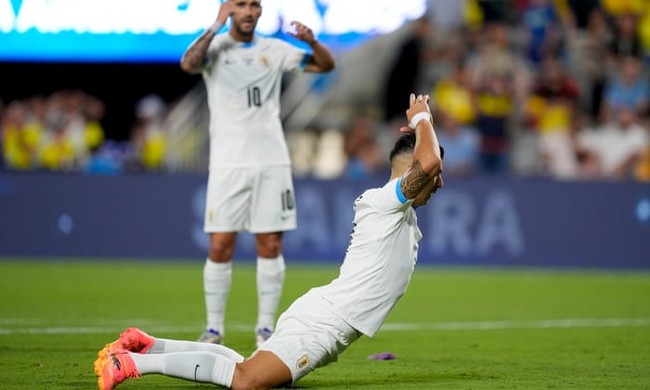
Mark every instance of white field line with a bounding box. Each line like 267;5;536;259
0;318;649;335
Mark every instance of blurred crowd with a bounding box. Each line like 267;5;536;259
3;0;650;181
305;0;650;181
0;91;169;174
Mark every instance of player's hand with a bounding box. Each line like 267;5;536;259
216;1;235;25
406;93;431;117
404;93;432;130
288;21;317;45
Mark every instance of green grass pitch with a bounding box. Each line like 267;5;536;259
0;259;649;389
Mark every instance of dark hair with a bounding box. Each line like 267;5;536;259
389;133;416;164
389;133;445;165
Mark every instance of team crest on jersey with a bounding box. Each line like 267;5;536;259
259;55;270;68
296;354;310;370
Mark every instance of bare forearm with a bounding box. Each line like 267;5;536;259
413;119;442;177
287;20;335;73
401;121;441;198
403;95;442;177
180;23;221;74
305;40;336;72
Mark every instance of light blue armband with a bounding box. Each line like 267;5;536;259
395;177;408;204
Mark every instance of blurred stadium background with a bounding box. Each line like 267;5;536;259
0;0;649;268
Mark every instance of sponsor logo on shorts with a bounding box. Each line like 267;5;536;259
296;354;310;370
194;364;200;380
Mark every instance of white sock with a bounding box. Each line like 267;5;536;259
203;259;232;334
151;337;244;362
131;351;236;387
256;255;285;330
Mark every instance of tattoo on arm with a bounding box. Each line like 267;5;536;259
402;160;430;199
182;30;215;71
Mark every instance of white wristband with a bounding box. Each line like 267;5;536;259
409;112;431;129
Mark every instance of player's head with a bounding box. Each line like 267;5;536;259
389;133;445;170
228;0;263;39
389;133;444;206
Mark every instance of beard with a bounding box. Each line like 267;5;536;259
234;19;256;37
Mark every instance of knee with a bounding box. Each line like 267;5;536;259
256;235;282;258
209;245;235;262
257;243;281;259
230;366;267;390
209;236;236;262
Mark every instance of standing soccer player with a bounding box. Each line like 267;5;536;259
94;93;444;390
179;0;336;347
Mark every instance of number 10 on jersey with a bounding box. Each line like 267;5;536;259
248;87;261;107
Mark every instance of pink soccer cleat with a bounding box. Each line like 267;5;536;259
95;348;140;390
95;328;154;375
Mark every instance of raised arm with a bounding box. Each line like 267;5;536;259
401;94;442;199
288;21;336;73
179;2;234;74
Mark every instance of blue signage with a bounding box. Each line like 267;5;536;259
0;172;648;269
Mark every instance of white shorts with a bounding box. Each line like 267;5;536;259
257;294;361;384
204;166;297;233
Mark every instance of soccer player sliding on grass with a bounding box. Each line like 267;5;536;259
94;93;445;390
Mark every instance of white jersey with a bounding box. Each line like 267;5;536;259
201;33;309;168
305;178;422;337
